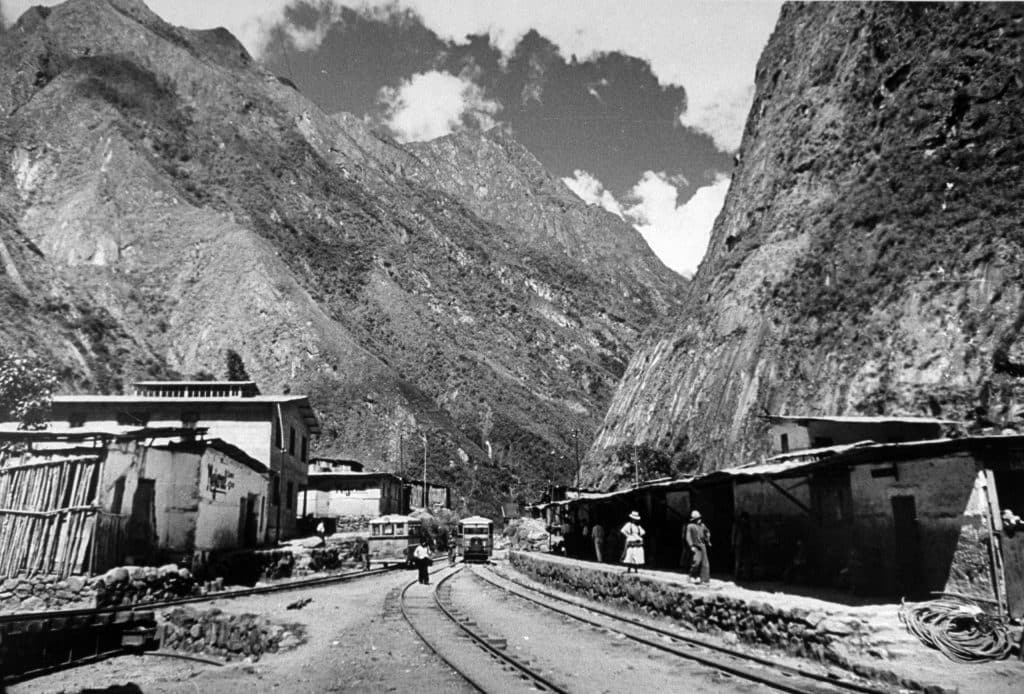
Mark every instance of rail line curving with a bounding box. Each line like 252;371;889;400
472;564;896;694
398;565;570;693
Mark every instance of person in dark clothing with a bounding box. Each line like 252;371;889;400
686;510;711;584
413;537;432;584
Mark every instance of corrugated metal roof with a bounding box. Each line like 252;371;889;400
767;414;958;425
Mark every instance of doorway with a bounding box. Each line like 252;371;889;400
892;495;924;599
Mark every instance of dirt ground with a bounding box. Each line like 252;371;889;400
9;568;471;694
10;557;1024;694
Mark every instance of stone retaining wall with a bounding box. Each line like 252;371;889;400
509;551;870;664
94;564;200;608
0;563;207;613
158;606;304;662
0;573;93;612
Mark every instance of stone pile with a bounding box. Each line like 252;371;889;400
0;573;93;613
158;606;304;661
510;551;869;664
94;564;199;608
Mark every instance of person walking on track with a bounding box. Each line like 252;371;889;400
620;511;646;574
686;510;711;584
413;537;432;585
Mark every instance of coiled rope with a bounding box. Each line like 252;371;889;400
898;596;1014;663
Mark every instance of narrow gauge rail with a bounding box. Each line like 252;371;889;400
0;564;399;625
0;564;402;685
399;566;569;694
472;565;896;694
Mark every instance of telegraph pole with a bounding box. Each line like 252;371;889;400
421;433;428;509
573;429;581;491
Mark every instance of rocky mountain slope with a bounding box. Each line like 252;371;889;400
587;2;1024;488
0;0;683;511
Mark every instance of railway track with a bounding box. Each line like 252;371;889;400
471;564;897;694
399;565;570;693
0;564;402;684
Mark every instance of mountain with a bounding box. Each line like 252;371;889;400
0;0;683;512
586;2;1024;489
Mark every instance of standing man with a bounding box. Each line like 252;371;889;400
591;522;606;563
686;510;711;584
413;537;432;585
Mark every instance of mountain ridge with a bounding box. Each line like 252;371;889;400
586;1;1024;489
0;0;683;511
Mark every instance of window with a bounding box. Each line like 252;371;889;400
110;477;126;514
300;436;308;462
68;413;86;428
780;433;789;453
383;523;394;536
286;482;294;510
288;426;296;456
272;476;281;506
812;437;834;448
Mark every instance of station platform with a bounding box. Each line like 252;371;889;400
505;550;1024;694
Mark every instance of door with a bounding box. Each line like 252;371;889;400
126;479;157;562
993;469;1024;618
892;495;924;599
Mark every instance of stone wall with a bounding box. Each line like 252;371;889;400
0;573;93;612
509;551;869;664
157;606;305;662
94;564;200;608
0;563;205;614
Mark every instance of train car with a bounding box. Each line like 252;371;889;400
367;514;422;567
459;516;494;563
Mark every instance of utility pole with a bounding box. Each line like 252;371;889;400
399;434;404;479
421;433;428;509
573;429;581;491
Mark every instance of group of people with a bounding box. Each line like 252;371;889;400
618;509;713;583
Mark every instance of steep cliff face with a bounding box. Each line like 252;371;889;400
0;0;682;511
588;2;1024;488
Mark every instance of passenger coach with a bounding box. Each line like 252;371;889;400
458;515;493;563
367;514;422;567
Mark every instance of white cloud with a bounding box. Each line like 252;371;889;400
2;1;779;153
561;170;623;219
563;168;730;277
378;70;501;143
625;171;730;277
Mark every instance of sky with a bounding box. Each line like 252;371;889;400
2;0;782;277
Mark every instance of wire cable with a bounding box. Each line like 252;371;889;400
898;596;1014;663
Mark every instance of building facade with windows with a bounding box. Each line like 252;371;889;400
46;381;319;541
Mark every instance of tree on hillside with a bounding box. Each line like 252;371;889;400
225;349;250;381
0;352;57;430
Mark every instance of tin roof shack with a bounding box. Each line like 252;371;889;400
767;415;953;454
99;434;268;566
718;436;1024;617
299;471;404;525
48;381;320;542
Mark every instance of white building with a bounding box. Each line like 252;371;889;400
45;381;320;541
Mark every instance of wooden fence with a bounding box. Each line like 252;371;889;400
0;451;111;578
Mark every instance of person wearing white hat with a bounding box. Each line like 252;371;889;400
620;511;646;574
685;509;711;584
